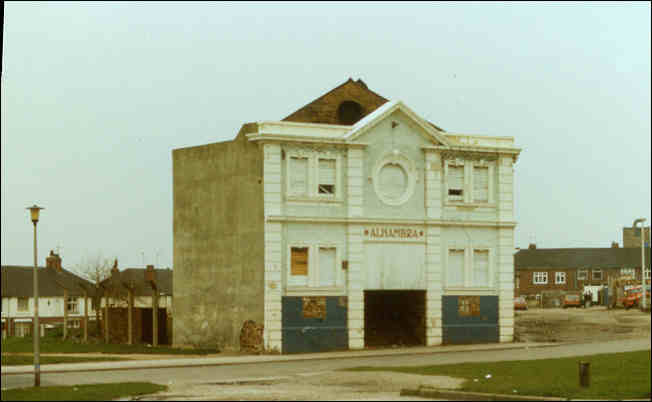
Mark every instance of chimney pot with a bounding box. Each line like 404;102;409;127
145;265;155;282
528;243;537;250
611;241;619;248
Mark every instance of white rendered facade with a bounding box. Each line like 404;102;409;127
248;101;521;351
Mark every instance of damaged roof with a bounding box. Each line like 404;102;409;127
100;268;173;296
281;78;445;131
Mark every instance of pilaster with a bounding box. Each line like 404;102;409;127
426;225;443;345
263;143;283;351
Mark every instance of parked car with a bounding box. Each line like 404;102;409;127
514;296;528;310
622;285;651;309
562;294;582;308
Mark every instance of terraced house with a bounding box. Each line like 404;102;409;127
1;251;96;339
172;78;521;353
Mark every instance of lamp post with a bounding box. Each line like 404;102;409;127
633;218;647;311
26;204;44;387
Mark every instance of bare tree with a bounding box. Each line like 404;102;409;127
73;252;114;335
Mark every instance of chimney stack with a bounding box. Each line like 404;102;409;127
528;243;537;250
611;241;619;248
46;250;62;272
111;259;119;277
145;264;155;283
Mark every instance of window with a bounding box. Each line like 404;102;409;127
291;247;308;277
473;166;489;203
447;164;464;201
645;270;651;280
555;272;566;284
17;298;29;312
318;247;337;287
533;272;548;285
318;158;336;195
447;249;465;287
577;270;588;280
67;297;79;314
288;245;341;288
289;156;309;196
473;249;490;287
620;267;635;278
592;269;603;281
67;319;80;329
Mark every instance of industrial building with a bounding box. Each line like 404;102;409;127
172;78;521;353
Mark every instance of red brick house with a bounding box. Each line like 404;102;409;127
514;244;651;304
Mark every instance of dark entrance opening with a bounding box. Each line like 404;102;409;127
141;308;169;345
364;290;426;347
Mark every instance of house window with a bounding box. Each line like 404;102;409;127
577;270;588;280
67;319;80;329
17;298;29;312
447;164;464;202
555;272;566;284
447;249;465;287
473;249;490;287
620;267;635;278
317;158;336;195
289;156;309;196
645;269;650;280
67;297;79;314
473;166;489;203
533;272;548;285
318;247;337;287
592;269;603;281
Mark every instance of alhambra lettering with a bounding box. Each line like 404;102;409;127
367;227;424;240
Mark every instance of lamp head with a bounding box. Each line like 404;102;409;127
26;205;44;223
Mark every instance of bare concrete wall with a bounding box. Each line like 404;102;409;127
172;123;265;350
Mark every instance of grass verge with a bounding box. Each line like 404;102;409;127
1;382;166;401
343;350;651;400
2;335;218;355
1;355;127;366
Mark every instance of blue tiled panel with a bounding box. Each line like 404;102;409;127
281;296;348;354
442;296;499;344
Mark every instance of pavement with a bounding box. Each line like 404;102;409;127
1;341;560;375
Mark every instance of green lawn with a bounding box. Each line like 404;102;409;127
1;355;127;366
1;382;166;401
1;335;219;355
344;350;651;400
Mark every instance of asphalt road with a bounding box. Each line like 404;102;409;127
2;337;650;391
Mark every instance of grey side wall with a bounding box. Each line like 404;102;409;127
172;124;264;350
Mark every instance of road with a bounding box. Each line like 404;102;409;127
2;337;650;400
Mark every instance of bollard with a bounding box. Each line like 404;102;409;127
579;361;590;387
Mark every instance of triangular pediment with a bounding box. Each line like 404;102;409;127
344;101;451;147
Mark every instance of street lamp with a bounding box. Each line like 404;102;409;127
633;218;647;311
26;204;44;387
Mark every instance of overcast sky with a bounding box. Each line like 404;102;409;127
2;2;650;272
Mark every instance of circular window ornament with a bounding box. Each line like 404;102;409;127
373;152;416;206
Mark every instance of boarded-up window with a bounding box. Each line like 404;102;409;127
302;296;326;319
473;166;489;203
473;250;489;286
318;159;336;195
290;157;308;195
291;247;309;276
448;165;464;201
319;247;336;287
458;296;481;317
448;249;465;287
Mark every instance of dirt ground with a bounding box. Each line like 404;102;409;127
130;371;463;401
514;306;651;343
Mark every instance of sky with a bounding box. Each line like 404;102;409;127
2;2;650;272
